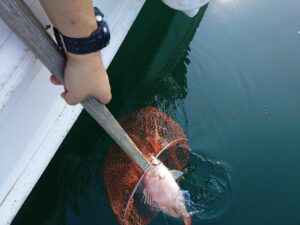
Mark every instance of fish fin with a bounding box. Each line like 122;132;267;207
170;170;184;180
182;190;191;208
183;216;192;225
159;174;166;179
142;189;160;211
189;210;200;216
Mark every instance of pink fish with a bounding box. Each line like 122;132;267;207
143;156;192;225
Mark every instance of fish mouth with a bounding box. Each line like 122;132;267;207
151;159;161;167
148;155;162;167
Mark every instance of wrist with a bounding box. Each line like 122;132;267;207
67;51;101;64
67;50;98;59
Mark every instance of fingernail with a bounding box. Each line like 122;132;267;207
50;75;61;85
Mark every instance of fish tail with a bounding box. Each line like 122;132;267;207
183;216;191;225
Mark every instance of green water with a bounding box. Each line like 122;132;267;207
12;0;300;224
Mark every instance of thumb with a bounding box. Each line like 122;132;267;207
92;73;112;104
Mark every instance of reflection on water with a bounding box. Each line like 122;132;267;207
12;0;300;224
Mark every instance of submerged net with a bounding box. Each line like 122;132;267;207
103;107;190;225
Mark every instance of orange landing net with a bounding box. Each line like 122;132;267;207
103;107;190;225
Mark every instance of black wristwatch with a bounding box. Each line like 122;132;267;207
53;7;110;54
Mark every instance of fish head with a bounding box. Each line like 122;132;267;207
150;156;160;166
148;156;163;175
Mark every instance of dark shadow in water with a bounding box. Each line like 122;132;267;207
181;152;232;222
107;0;208;119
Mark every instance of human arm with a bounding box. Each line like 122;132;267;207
40;0;112;105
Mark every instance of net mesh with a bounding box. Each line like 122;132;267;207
103;107;190;225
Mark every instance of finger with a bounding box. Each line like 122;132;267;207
50;75;62;85
61;90;82;106
60;91;67;101
94;90;112;105
102;92;112;105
